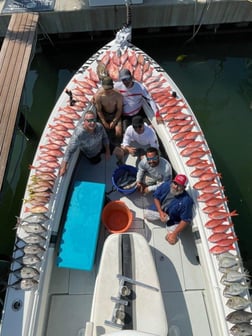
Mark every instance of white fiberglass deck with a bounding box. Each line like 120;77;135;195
45;154;211;336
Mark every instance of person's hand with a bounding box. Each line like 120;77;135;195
143;186;150;194
165;232;178;245
128;146;137;155
159;211;169;223
103;121;110;129
137;182;145;193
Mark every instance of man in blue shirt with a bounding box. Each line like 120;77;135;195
144;174;194;245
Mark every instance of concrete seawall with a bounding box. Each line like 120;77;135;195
0;0;252;37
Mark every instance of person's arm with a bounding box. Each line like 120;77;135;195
94;93;109;129
153;198;168;223
141;85;159;112
166;220;188;245
59;128;80;176
121;127;137;155
112;93;123;127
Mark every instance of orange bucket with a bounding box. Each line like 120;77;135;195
102;200;133;233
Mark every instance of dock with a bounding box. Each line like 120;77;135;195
0;0;252;38
0;12;39;191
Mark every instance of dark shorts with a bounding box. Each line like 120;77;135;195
122;108;150;131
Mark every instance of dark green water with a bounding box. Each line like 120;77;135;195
1;33;252;273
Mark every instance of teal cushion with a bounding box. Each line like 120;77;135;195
57;181;105;271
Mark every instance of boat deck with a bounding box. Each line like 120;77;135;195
45;154;212;336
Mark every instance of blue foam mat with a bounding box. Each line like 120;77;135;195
57;181;105;271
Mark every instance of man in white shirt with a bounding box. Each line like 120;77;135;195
114;115;159;165
114;69;159;130
136;147;172;194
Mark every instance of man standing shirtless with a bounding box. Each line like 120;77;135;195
94;76;123;145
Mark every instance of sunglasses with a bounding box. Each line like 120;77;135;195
85;118;96;123
172;181;182;187
133;124;143;130
147;155;159;162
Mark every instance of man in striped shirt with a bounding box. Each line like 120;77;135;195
114;69;159;131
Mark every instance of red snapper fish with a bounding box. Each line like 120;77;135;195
179;123;195;133
202;205;225;214
54;115;75;124
147;79;167;91
197;192;221;202
40;143;62;151
168;118;190;128
73;78;93;89
209;244;236;255
87;68;99;82
212;223;234;233
40;149;64;157
215;237;238;247
199;172;222;182
170;125;182;134
172;132;188;141
180;146;204;157
208;232;235;243
143;60;150;73
137;53;145;65
206;197;228;207
133;63;143;82
166;103;186;112
128;50;138;67
205;218;227;229
193;180;213;190
191;168;214;178
194;162;214;170
189;149;210;159
186;158;204;167
208;209;238;220
201;184;225;193
176;139;194;148
184;131;202;140
99;50;111;66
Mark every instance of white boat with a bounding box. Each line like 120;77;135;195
0;4;251;336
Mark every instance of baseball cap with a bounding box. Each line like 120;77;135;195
132;115;144;127
119;69;132;80
102;76;113;89
173;174;187;186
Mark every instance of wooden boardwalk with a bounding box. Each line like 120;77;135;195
0;12;39;192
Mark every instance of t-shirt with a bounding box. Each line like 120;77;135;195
150;181;194;225
64;122;109;161
136;157;172;192
121;123;159;149
114;80;158;116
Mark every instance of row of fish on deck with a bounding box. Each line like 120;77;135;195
1;37;251;335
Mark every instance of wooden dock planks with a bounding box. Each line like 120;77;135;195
0;12;39;191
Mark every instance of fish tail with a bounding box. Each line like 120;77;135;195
230;210;239;217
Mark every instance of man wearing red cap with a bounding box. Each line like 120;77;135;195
144;174;194;244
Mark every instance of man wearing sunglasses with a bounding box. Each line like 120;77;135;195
114;69;160;131
136;147;172;194
114;115;159;165
144;174;194;245
59;110;110;176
